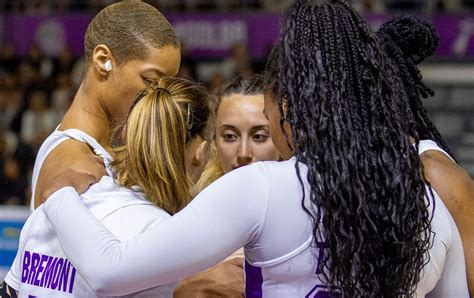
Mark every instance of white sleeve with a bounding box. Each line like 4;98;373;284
43;163;270;296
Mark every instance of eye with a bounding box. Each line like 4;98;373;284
253;131;269;143
222;132;238;142
143;77;157;86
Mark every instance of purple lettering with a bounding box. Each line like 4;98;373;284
40;256;53;287
28;253;40;284
19;251;75;293
58;260;71;292
50;258;64;290
68;267;76;294
45;257;58;288
33;254;49;286
21;251;31;283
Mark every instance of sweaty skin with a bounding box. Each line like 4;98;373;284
421;150;474;294
33;44;180;208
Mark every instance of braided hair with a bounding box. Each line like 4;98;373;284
377;15;455;158
266;1;432;296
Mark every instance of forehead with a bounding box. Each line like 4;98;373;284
217;94;267;126
125;44;181;77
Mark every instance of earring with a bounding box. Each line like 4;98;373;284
104;60;112;72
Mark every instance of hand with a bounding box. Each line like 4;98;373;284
41;169;100;204
174;257;244;298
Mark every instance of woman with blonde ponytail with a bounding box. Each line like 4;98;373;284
4;77;212;297
112;78;212;215
37;1;469;297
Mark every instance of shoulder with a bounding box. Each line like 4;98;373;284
41;139;106;180
421;150;473;201
421;149;474;230
98;190;171;241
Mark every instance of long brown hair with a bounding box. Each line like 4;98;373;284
195;75;266;192
112;78;212;214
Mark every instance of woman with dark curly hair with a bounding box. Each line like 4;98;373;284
36;1;469;297
377;15;474;294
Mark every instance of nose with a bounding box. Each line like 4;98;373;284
236;140;252;167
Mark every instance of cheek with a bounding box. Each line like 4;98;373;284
253;141;281;161
215;139;237;172
108;80;143;120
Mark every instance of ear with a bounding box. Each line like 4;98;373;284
92;44;114;77
192;139;210;167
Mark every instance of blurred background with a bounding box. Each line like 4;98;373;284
0;0;473;277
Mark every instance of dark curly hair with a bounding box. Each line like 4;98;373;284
377;15;455;158
265;1;432;296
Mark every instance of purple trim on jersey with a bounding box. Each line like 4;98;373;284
431;188;436;217
427;186;436;222
245;259;263;298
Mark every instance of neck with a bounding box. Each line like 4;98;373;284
59;82;113;153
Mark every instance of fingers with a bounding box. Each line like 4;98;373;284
225;257;244;268
41;170;99;204
89;155;108;180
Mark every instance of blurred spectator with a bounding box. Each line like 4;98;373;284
385;0;423;11
20;44;53;83
0;43;19;75
0;73;23;131
353;0;385;12
70;56;86;90
53;0;71;12
52;46;76;78
179;41;198;80
25;0;52;15
219;42;252;80
20;90;57;149
262;0;292;12
0;130;23;204
51;72;73;124
208;72;225;93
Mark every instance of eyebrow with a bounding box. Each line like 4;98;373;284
249;125;270;134
142;67;166;77
219;124;269;131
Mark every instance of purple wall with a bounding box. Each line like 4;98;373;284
2;13;474;59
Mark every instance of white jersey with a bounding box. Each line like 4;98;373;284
42;158;469;297
417;140;468;297
29;128;115;212
418;139;455;162
5;129;176;297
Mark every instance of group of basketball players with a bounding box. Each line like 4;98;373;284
1;0;473;297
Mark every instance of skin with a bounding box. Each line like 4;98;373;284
176;92;281;297
215;93;281;173
185;136;211;184
263;90;293;159
420;150;474;294
35;44;180;208
40;66;474;295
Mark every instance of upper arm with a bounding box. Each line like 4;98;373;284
34;140;106;208
44;164;270;295
421;151;474;217
421;150;474;294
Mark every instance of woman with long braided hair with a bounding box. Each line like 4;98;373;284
35;1;468;297
377;15;474;294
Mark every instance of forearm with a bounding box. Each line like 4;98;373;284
43;165;269;295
